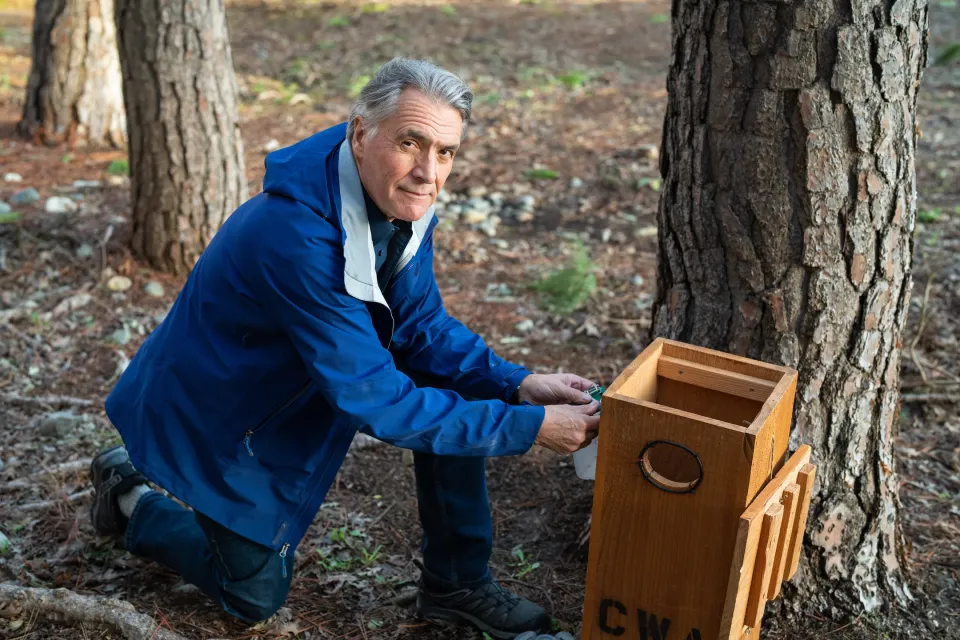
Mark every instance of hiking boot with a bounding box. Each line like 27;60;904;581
417;579;552;639
89;445;147;536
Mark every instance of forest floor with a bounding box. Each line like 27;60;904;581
0;1;958;639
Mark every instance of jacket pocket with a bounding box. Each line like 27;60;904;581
242;379;312;456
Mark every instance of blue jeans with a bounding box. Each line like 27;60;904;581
124;373;495;622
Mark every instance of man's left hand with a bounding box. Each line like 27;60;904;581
517;373;596;406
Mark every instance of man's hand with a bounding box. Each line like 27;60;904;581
517;373;596;406
536;403;601;454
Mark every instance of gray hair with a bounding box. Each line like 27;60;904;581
347;57;473;142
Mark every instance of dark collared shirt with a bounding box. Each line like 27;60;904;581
364;187;412;293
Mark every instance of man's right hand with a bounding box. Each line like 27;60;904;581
535;402;601;454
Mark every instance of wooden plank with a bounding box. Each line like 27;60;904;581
582;392;754;640
718;445;812;640
785;464;817;580
660;338;794;383
744;502;784;629
768;483;800;599
657;355;777;403
744;373;797;501
656;377;763;429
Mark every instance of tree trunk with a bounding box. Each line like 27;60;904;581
20;0;126;147
650;0;928;616
114;0;246;276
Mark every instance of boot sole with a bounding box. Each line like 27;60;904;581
418;604;543;640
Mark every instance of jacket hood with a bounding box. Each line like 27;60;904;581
261;121;348;218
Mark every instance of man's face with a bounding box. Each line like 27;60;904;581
351;88;462;222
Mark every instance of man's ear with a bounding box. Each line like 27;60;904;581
351;117;367;164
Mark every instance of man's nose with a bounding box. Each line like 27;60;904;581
411;153;437;183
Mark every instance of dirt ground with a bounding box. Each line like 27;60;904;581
0;1;958;639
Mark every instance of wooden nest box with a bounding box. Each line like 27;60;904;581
582;338;817;640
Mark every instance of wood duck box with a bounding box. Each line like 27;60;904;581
581;338;816;640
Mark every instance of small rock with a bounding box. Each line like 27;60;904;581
4;173;23;183
107;275;133;292
446;204;463;216
10;188;40;205
263;139;281;152
288;93;311;106
632;274;645;287
516;319;535;334
111;325;132;346
437;190;452;204
31;411;89;438
0;531;11;556
172;583;200;594
479;215;501;237
635;225;658;238
28;366;40;376
72;179;101;189
601;228;613;243
401;449;415;466
466;197;492;212
144;281;165;297
0;202;10;214
489;192;504;206
76;243;94;258
638;143;659;160
517;210;535;223
45;196;78;213
519;195;536;211
569;177;584;189
106;175;127;187
462;208;491;224
467;185;488;198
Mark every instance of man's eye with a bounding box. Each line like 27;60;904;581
402;140;416;149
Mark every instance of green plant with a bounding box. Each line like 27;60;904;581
440;4;456;15
529;241;597;314
525;168;559;180
650;13;670;24
918;208;941;223
933;42;960;66
367;619;384;629
558;70;589;89
0;211;21;225
361;2;389;13
510;545;540;578
327;15;349;27
635;177;662;192
106;159;128;175
359;544;382;566
348;74;371;97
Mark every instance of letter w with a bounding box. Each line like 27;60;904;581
637;609;671;640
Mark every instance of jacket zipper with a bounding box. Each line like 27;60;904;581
243;380;312;456
279;543;290;578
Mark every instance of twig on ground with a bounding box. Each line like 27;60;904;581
901;394;960;403
1;393;95;408
0;322;54;356
16;488;93;512
909;275;933;382
0;459;92;492
0;584;188;640
900;379;960;390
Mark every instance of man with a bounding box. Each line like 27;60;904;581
90;57;600;639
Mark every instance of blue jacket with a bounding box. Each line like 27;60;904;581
105;123;546;558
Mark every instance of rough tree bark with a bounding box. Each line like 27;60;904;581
114;0;246;276
650;0;928;615
19;0;126;147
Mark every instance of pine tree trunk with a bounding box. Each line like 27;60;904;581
650;0;929;615
20;0;126;147
114;0;246;276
